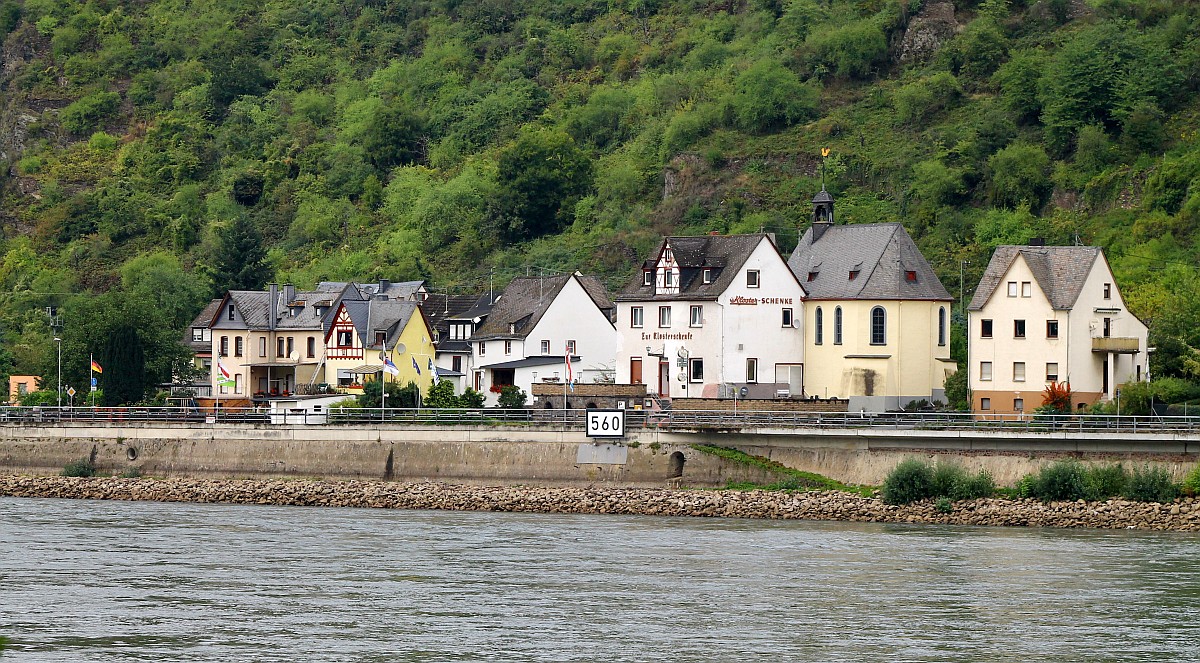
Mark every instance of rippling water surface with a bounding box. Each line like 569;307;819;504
2;496;1199;661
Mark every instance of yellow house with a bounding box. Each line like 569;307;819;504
788;188;956;410
323;298;436;395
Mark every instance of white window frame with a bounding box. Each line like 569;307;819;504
702;269;712;284
630;306;644;328
746;270;760;288
658;306;672;328
643;271;652;286
980;361;993;381
689;305;703;327
689;358;704;382
746;358;758;383
566;340;577;355
504;340;512;355
478;341;486;356
540;340;550;355
782;308;793;328
1046;362;1059;382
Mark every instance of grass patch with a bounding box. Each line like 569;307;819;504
693;444;871;496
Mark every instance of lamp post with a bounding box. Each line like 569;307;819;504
959;260;971;317
54;336;62;409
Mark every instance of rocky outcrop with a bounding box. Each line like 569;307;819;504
3;476;1198;532
898;1;960;64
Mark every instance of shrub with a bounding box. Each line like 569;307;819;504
931;463;968;498
1083;464;1128;501
1182;465;1200;497
60;91;121;134
118;467;142;478
882;458;934;505
955;470;996;500
935;497;953;513
460;388;486;409
62;458;96;477
1032;460;1087;501
731;59;819;133
1124;465;1178;502
497;385;527;408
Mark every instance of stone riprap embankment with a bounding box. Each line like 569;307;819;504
3;476;1199;531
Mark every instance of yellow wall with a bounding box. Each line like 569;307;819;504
805;299;953;405
382;312;437;395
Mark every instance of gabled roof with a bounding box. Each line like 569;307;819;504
788;223;951;301
340;299;424;352
968;245;1101;311
182;299;222;351
420;292;489;349
211;284;354;332
321;280;427;301
473;274;611;340
616;233;785;302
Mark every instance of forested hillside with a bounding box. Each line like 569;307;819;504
1;0;1199;403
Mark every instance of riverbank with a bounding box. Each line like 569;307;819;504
3;476;1199;531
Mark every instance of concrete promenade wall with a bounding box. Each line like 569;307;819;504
1;423;1198;487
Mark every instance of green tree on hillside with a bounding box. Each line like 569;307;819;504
210;215;271;294
494;128;593;242
101;321;146;405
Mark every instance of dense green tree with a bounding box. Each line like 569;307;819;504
362;103;424;172
497;385;527;408
101;322;146;405
732;59;818;133
494;128;593;242
210;214;271;293
988;143;1052;209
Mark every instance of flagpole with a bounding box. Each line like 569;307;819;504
89;354;95;408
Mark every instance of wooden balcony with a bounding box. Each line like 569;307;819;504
1092;336;1140;354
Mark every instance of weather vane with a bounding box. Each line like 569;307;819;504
820;147;830;190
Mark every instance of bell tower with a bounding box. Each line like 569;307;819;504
811;187;834;242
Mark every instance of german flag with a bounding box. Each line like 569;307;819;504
90;359;103;374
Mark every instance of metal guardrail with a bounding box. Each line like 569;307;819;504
3;405;1200;434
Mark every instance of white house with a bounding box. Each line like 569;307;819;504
420;293;494;395
469;273;617;406
787;188;955;410
614;233;807;401
967;244;1149;415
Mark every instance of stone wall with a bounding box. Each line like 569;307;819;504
530;382;646;409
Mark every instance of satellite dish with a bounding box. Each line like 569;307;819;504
677;372;686;382
394;342;406;355
378;351;387;362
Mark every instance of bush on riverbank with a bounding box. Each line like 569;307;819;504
61;458;96;477
1017;461;1185;502
694;445;870;495
882;459;994;505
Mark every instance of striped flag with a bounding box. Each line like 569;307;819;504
412;356;421;376
565;342;573;392
90;359;103;374
216;361;235;387
382;356;400;376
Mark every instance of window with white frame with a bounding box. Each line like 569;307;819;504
478;341;486;356
192;328;204;342
782;308;793;328
337;330;353;347
1013;362;1026;382
702;269;712;284
642;271;652;286
1046;362;1059;381
980;361;993;381
745;358;758;382
746;270;760;288
630;306;644;328
689;358;704;382
566;340;576;354
540;340;550;354
658;306;672;327
504;340;512;355
689;305;703;327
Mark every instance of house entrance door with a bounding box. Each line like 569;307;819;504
659;360;670;397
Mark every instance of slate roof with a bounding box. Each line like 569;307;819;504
420;293;489;349
968;245;1101;311
340;300;423;352
788;223;951;301
473;274;613;340
481;355;580;370
321;280;427;300
183;299;222;352
212;284;355;333
616;233;780;302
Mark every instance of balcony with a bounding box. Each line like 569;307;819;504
1092;336;1140;354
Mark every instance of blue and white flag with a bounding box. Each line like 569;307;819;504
412;356;421;375
382;356;400;376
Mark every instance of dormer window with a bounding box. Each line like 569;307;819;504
905;271;917;282
808;271;818;282
702;269;712;284
664;270;674;287
227;306;235;321
643;271;652;286
848;270;858;281
374;331;387;346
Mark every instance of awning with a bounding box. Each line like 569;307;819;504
242;361;300;368
346;364;383;374
336;369;352;379
436;367;464;377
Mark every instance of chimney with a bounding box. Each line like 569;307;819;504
283;283;295;304
1029;237;1046;247
378;279;391;297
268;283;278;331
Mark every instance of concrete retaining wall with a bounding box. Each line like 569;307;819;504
1;423;1198;487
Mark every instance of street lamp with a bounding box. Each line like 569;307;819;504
54;336;62;409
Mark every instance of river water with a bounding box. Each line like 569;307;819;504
1;497;1198;662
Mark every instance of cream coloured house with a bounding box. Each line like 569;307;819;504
967;244;1148;415
788;189;955;410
